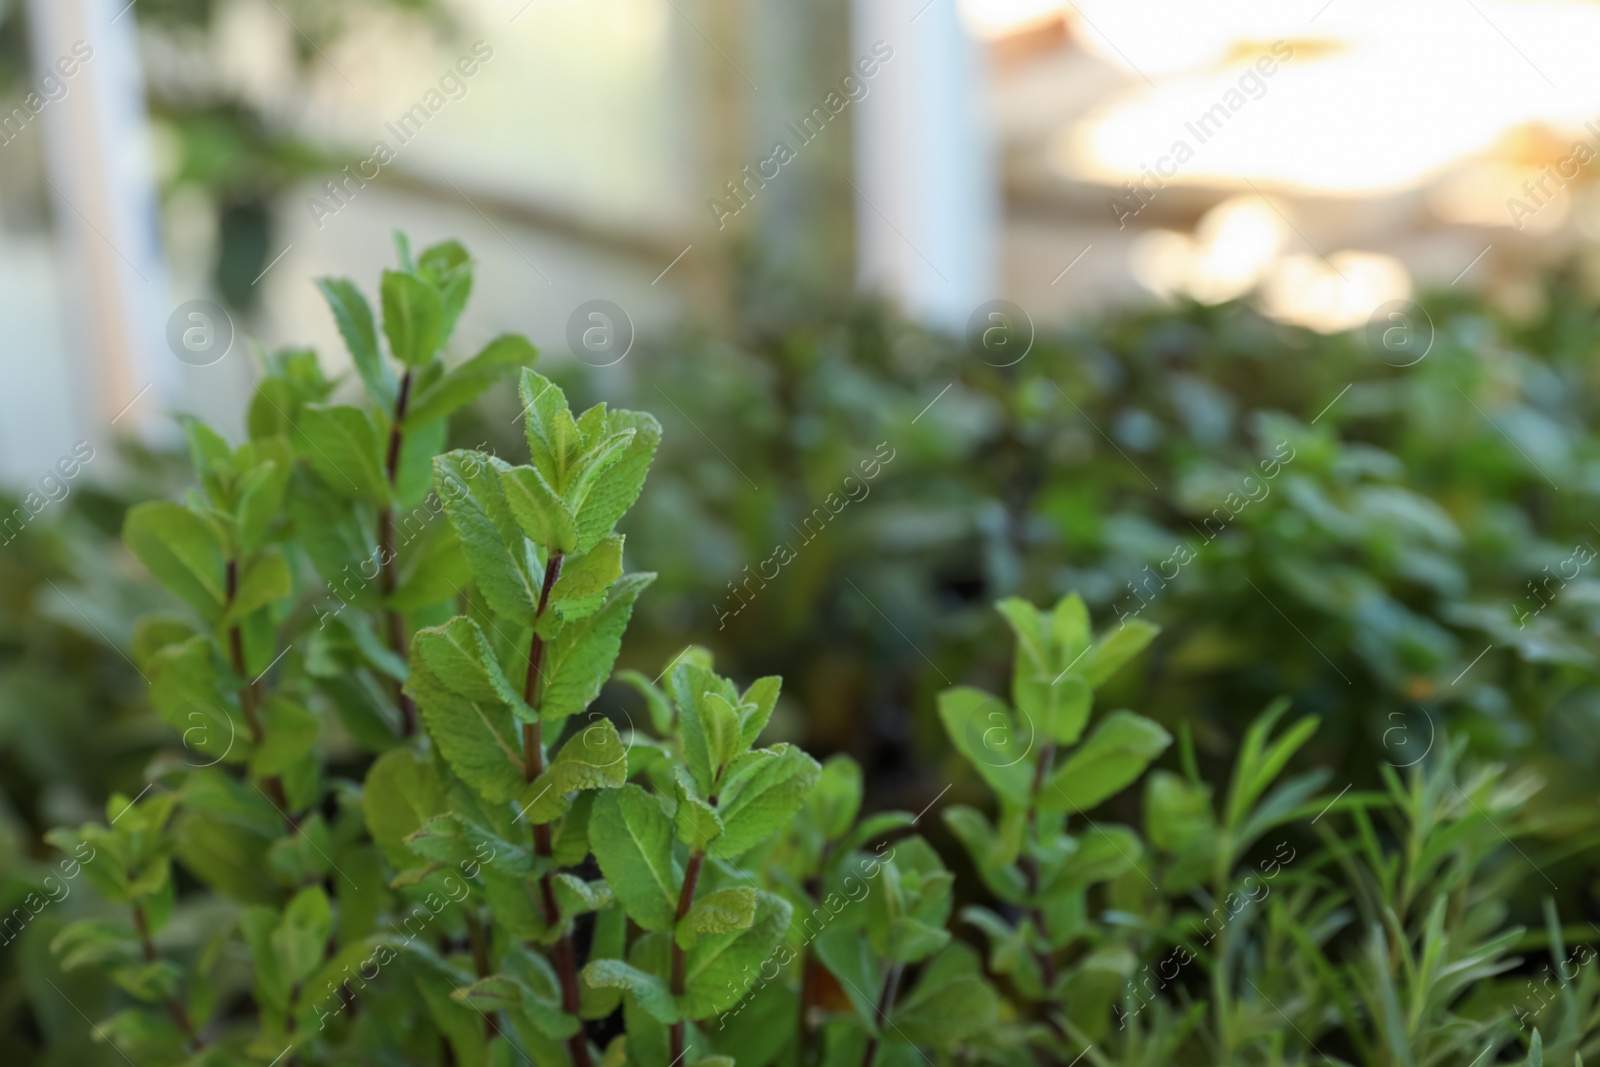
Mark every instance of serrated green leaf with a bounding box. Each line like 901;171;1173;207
677;887;757;949
589;785;679;932
409;622;527;805
518;718;630;824
574;410;660;553
435;450;541;625
500;465;578;554
715;744;820;856
582;958;680;1024
681;890;792;1018
548;535;624;622
538;572;654;724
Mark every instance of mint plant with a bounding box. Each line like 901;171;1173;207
937;597;1167;1062
36;234;1600;1067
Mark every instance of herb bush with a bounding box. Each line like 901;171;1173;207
18;241;1600;1066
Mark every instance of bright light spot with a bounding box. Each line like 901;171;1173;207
1127;196;1284;304
1189;197;1285;302
1128;229;1193;300
1428;163;1570;233
1262;251;1411;333
1058;0;1600;197
959;0;1066;39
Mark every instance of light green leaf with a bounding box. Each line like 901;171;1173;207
435;450;541;625
589;785;679;932
1083;619;1159;687
235;455;290;555
552;873;613;927
147;636;241;766
405;333;534;427
538;572;654;724
681;891;792;1018
381;269;444;367
715;744;820;856
811;756;864;842
582;959;679;1024
417;239;474;341
363;747;448;868
249;697;317;778
517;718;630;824
574;410;661;553
415;616;531;718
409;623;527;805
518;370;584;491
560;429;636;515
298;404;387;502
222;552;291;627
548;535;624;622
672;767;723;850
316;277;392;404
1043;711;1171;814
124;502;227;621
677;887;757;950
500;465;578;554
271;886;332;988
891;945;999;1047
935;687;1033;804
1144;770;1216;853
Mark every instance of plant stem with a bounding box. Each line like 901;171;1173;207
134;903;202;1051
226;559;291;824
520;551;589;1067
1025;741;1059;991
381;369;418;737
464;910;499;1038
859;962;903;1067
670;849;706;1064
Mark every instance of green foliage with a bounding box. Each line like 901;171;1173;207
20;244;1600;1067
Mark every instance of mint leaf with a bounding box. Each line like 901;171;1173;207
406;334;535;428
124;502;227;621
589;785;679;932
316;277;393;404
381;269;444;367
1043;710;1172;814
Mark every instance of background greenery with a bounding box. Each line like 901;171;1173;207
6;265;1600;1061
